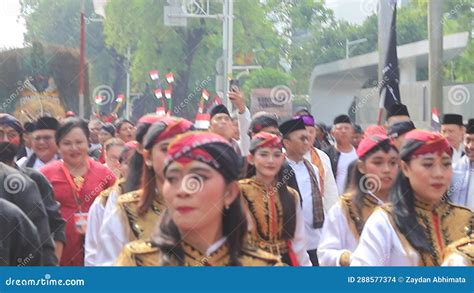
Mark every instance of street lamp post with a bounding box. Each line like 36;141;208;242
346;38;368;59
79;0;86;118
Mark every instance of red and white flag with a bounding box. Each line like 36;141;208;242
165;72;174;83
212;95;222;106
116;94;124;103
154;89;163;99
194;113;210;130
149;70;159;81
165;89;172;99
202;89;210;101
155;107;166;117
431;108;440;132
95;95;102;105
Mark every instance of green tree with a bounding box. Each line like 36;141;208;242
104;0;282;118
20;0;126;114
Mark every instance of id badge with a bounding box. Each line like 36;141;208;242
74;212;88;235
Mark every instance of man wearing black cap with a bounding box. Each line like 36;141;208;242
386;103;411;126
280;117;330;266
323;114;357;195
209;104;242;155
449;118;474;211
0;114;59;265
18;116;60;169
441;114;465;164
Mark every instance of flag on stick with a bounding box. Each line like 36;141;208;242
166;72;174;83
149;70;159;81
378;0;400;125
116;94;124;103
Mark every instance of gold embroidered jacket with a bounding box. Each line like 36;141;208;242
116;240;283;266
117;189;165;240
381;200;473;266
239;178;300;256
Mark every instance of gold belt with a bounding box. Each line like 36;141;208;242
253;240;288;256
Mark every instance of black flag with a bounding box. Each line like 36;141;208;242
379;1;401;111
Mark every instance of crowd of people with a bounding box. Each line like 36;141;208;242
0;89;473;267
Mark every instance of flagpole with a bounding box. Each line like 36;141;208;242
79;0;85;118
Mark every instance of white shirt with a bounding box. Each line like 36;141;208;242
290;203;312;266
287;158;322;250
237;108;251;156
351;209;420;266
466;168;474;211
206;237;227;256
452;144;464;165
335;148;357;195
95;190;132;266
84;197;106;266
33;155;59;170
304;148;339;211
317;201;358;266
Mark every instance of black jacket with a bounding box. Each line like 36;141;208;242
0;198;42;266
322;145;340;181
0;163;57;266
282;160;303;207
20;167;66;244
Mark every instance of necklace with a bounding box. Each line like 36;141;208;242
73;176;85;189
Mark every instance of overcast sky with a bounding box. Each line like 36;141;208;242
0;0;26;49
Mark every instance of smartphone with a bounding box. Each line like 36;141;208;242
229;79;239;93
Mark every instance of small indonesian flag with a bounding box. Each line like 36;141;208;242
164;89;172;99
149;70;159;81
154;89;163;99
212;95;222;106
431;108;440;132
95;95;102;105
156;107;166;117
116;94;124;103
194;113;210;130
202;89;210;101
165;72;174;83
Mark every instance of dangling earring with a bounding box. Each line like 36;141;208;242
225;203;230;210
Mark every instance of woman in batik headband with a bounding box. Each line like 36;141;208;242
351;130;473;266
240;132;311;266
318;133;398;266
116;132;282;266
99;117;193;265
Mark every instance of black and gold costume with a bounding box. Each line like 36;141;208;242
116;240;283;266
116;189;166;240
382;199;473;266
239;177;300;265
